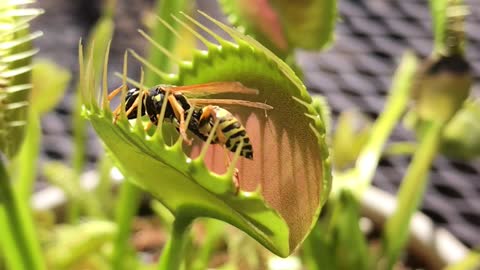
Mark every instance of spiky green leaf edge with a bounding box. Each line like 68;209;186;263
0;2;42;158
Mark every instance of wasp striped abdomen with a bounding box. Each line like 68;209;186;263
197;106;254;159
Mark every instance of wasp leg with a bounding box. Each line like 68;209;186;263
107;85;124;101
167;94;192;145
144;121;153;131
111;96;140;124
125;98;140;118
108;86;125;123
198;105;228;145
108;85;128;123
223;149;240;194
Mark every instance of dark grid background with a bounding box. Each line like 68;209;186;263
32;0;480;248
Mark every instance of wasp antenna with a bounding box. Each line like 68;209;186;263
199;118;220;160
171;14;214;48
180;11;224;45
155;16;182;40
138;29;182;65
128;49;172;83
101;40;112;110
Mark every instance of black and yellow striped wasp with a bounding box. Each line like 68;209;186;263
107;82;272;160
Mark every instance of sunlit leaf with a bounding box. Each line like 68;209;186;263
30;60;71;115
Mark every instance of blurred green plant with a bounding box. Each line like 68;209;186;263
220;0;336;57
383;0;472;267
331;110;372;171
0;1;46;270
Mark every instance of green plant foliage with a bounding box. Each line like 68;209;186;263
268;0;337;50
445;250;480;270
43;162;105;218
44;220;117;269
331;110;372;171
333;52;418;197
311;95;331;136
81;12;331;256
219;0;290;57
144;0;188;84
441;99;480;159
0;1;42;158
220;0;337;53
30;60;71;115
410;53;471;124
429;0;449;53
429;0;466;55
303;192;370;270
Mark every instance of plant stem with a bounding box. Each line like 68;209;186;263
383;142;417;156
0;158;42;270
15;113;40;199
382;120;444;269
158;217;193;270
10;113;46;269
334;53;417;197
69;87;85;223
111;180;142;270
191;220;225;270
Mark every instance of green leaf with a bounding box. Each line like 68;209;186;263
331;110;372;170
44;220;116;270
30;59;71;115
219;0;290;57
429;0;448;53
43;162;105;218
0;2;42;158
268;0;337;50
144;0;188;85
383;120;444;268
333;52;418;197
429;0;467;55
82;12;331;256
220;0;337;52
303;192;370;270
441;99;480;159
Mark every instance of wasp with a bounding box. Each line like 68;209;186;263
107;82;272;160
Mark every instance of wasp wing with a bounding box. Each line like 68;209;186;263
189;98;273;110
164;82;259;96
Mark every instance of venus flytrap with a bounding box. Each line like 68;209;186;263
0;1;45;270
81;11;331;270
220;0;337;56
